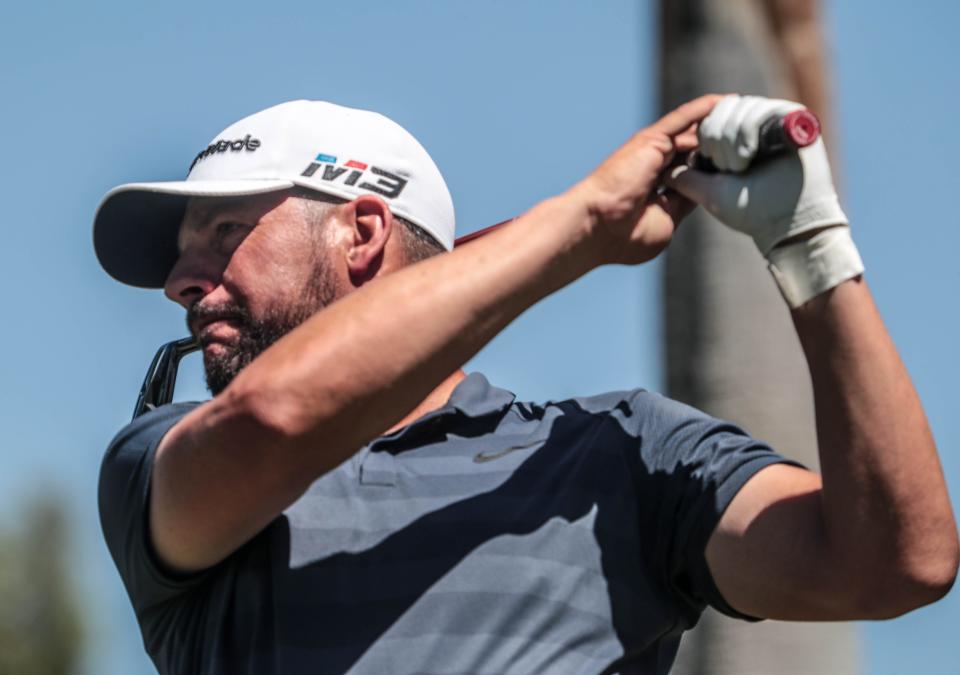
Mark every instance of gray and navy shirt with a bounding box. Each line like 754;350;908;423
99;373;795;674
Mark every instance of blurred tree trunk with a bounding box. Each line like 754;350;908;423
658;0;859;673
0;496;84;675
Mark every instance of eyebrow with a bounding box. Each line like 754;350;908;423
182;201;235;231
177;199;246;248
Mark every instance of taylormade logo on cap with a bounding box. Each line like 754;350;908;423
190;135;262;170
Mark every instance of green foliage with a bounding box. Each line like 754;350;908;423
0;496;84;675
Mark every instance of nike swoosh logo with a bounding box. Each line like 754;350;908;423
473;438;545;463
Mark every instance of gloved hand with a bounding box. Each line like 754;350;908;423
667;94;848;255
666;94;863;307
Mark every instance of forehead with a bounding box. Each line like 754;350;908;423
175;189;346;254
181;192;289;229
177;192;293;246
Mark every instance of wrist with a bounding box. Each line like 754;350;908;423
554;183;614;270
767;226;864;308
490;189;605;298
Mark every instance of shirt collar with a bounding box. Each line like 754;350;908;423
370;372;516;451
445;372;516;419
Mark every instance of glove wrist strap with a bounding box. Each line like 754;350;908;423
767;226;864;308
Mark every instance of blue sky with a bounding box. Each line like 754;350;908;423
1;1;957;673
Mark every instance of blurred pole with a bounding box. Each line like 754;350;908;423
658;0;860;673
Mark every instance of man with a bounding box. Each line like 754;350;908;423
94;95;958;674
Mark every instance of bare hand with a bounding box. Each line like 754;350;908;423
576;94;722;265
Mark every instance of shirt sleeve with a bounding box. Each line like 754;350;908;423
98;402;208;619
628;390;803;625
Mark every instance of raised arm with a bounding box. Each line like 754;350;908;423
149;95;721;573
706;278;957;619
670;95;959;620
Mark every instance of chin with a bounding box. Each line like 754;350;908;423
201;340;233;360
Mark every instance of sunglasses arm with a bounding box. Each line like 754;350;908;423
132;337;200;420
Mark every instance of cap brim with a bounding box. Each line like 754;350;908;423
93;179;294;288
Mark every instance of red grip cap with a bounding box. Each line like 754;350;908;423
782;109;821;148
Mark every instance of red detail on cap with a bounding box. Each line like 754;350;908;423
345;159;368;170
782;110;821;148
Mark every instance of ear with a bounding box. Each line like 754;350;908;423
344;194;395;285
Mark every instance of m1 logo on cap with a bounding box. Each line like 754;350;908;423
190;135;261;170
301;152;408;199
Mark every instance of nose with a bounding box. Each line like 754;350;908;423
164;250;223;308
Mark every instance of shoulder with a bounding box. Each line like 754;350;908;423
502;387;718;470
99;402;202;522
97;402;216;651
517;386;783;479
104;402;202;459
520;387;714;438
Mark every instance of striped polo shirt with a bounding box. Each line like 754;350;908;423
99;372;791;674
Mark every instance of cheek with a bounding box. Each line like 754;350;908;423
219;238;285;309
221;230;337;312
275;225;344;290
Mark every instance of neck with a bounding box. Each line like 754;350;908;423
386;369;467;434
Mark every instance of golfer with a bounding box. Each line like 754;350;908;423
94;94;958;674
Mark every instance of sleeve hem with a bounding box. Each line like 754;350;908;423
695;455;805;621
137;426;215;594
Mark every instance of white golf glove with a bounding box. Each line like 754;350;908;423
667;94;864;308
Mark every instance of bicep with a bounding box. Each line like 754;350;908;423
705;464;856;620
150;397;308;574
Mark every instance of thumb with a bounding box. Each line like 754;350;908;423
664;163;731;206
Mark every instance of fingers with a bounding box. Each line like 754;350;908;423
673;123;700;153
698;95;738;171
664;163;728;205
699;94;807;172
726;97;803;172
655;188;697;224
721;99;754;172
650;94;725;137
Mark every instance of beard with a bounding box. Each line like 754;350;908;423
188;267;338;396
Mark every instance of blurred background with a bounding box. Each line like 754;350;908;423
1;1;957;673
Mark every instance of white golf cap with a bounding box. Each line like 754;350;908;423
94;100;456;288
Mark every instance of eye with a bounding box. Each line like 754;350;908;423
216;221;247;238
211;221;253;255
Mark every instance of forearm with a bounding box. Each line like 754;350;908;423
794;276;959;614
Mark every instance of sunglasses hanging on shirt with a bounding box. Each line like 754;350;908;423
132;337;199;420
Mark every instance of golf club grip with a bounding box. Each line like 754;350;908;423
760;108;821;153
692;108;821;172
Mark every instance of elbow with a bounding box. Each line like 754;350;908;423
852;540;959;619
212;381;324;497
911;533;960;608
224;376;317;442
223;374;355;468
